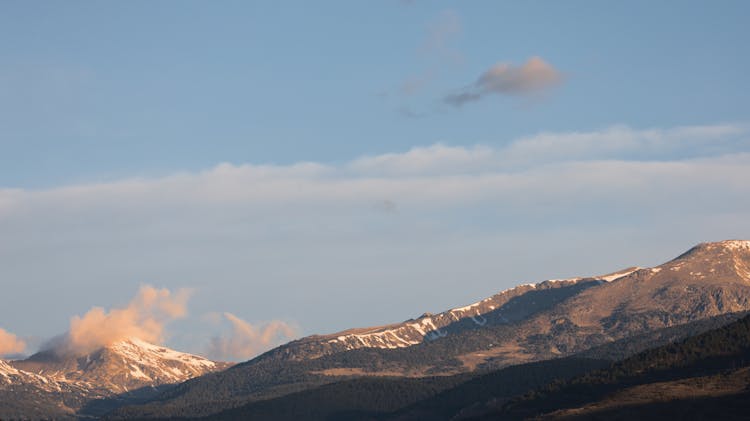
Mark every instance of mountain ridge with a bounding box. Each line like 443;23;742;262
266;267;641;363
260;239;750;367
5;240;750;419
112;240;750;419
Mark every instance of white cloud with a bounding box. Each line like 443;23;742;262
348;143;495;176
347;123;747;176
501;123;748;167
0;123;746;233
0;124;746;218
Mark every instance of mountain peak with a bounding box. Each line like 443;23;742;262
53;239;750;419
105;337;222;376
671;239;750;262
693;239;750;251
13;337;230;394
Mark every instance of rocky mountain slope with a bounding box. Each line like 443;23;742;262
113;240;750;419
273;240;750;367
282;268;637;360
0;358;96;419
0;338;228;419
122;311;750;421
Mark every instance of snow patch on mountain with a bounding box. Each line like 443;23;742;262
317;276;599;353
110;337;219;377
10;337;229;397
719;240;750;251
0;359;66;392
0;359;20;379
597;267;641;282
267;241;750;364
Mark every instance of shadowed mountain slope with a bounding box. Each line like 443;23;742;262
464;311;750;420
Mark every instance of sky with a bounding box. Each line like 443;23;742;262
1;1;749;360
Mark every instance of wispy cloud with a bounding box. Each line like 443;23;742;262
347;124;747;175
0;124;745;210
390;10;463;116
348;143;495;175
0;328;26;357
207;313;299;361
445;56;563;106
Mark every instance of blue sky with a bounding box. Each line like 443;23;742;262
3;1;748;186
1;1;749;360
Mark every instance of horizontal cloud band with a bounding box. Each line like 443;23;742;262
0;124;746;210
0;123;748;357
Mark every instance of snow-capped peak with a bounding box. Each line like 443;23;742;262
11;337;230;395
107;337;220;379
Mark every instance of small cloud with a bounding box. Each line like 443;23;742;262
207;312;299;361
0;328;26;357
47;285;191;356
445;56;564;106
349;143;495;176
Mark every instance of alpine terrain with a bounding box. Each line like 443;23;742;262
111;240;750;419
0;338;229;419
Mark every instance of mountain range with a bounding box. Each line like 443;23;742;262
2;239;750;419
0;338;229;419
196;307;750;421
